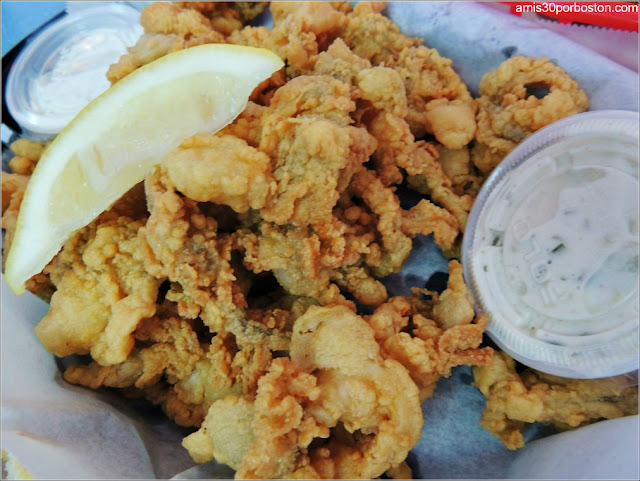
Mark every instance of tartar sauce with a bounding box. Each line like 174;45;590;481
5;3;143;135
463;111;639;378
29;28;141;123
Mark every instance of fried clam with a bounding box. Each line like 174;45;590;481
183;304;423;479
366;260;494;401
472;56;589;175
473;351;639;450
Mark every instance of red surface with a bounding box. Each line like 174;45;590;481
499;1;639;31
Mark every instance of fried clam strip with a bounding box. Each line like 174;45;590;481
183;305;423;479
472;56;589;175
139;167;241;318
367;260;493;401
63;313;207;425
473;351;639;450
163;133;276;214
174;2;269;36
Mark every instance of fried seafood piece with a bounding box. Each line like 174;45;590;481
144;331;266;427
7;138;45;175
356;66;408;118
473;351;639;450
230;1;348;76
431;145;484;198
349;168;461;274
367;261;493;400
64;309;276;429
473;56;589;174
238;223;337;301
1;172;28;234
217;101;266;148
304;37;372;86
402;144;474;234
340;2;476;145
392;48;476;144
201;298;292;353
183;305;423;479
332;265;388;307
34;214;161;366
270;1;348;50
164;134;275;213
183;394;256;467
176;2;268;36
109;1;258;83
289;306;423;479
340;1;418;65
63;315;204;390
139;168;241;319
348;169;412;277
140;2;224;42
237;213;386;307
259;75;377;226
107;33;185;83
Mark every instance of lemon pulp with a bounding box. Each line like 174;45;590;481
5;44;283;294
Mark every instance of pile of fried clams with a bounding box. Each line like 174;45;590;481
2;2;637;478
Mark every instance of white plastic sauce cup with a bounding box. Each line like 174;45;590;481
463;110;639;379
5;3;142;135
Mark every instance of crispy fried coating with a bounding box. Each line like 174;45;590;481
176;2;268;36
230;2;348;76
341;3;476;145
258;75;376;225
107;33;185;83
1;172;28;225
140;2;223;41
341;1;417;65
63;315;204;390
349;169;413;277
182;394;256;466
473;56;589;174
184;305;423;479
394;47;475;143
305;37;372;86
35;215;160;365
7;138;45;175
473;351;639;450
140;168;241;319
433;145;484;198
367;261;493;400
108;1;265;83
164;134;275;213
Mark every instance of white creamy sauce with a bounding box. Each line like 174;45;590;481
471;136;639;357
27;27;141;124
502;165;638;322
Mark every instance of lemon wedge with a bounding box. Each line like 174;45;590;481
4;44;283;294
